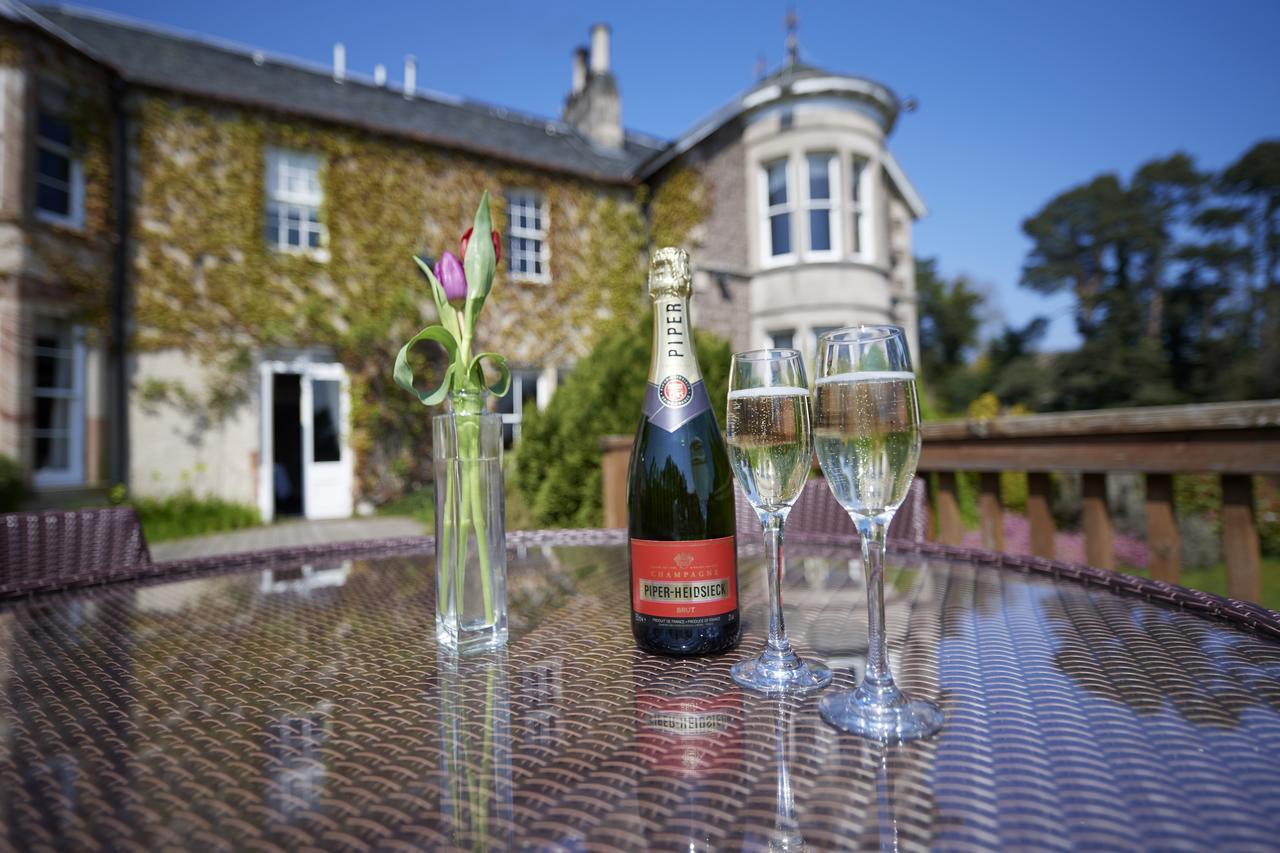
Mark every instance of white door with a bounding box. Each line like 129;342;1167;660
301;363;353;520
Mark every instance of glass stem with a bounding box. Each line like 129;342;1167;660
762;510;792;657
856;517;896;696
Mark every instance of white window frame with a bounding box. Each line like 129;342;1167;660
265;147;327;260
32;319;86;488
759;158;796;267
34;108;85;230
850;154;874;262
499;367;543;445
803;152;840;260
506;190;550;283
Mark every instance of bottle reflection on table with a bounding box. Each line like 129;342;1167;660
633;665;745;851
437;649;513;850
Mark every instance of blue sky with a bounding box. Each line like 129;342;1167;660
57;0;1280;350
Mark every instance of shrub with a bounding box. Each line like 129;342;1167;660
131;491;259;542
0;455;25;512
516;314;731;527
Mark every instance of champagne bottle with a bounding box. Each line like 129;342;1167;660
628;247;740;656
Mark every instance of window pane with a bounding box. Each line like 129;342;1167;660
767;162;788;206
308;229;321;248
770;212;791;256
807;155;830;200
37;112;72;147
769;330;795;350
35;352;72;390
265;206;280;246
311;379;341;463
851;211;862;254
36;183;71;216
35;434;69;470
38;148;71;184
809;209;831;252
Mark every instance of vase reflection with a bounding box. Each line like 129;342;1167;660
437;648;513;849
767;696;806;852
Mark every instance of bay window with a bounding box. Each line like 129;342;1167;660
850;154;872;260
804;153;838;256
761;159;793;262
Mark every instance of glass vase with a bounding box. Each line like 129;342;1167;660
433;391;507;654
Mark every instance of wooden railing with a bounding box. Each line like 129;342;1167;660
599;400;1280;602
919;400;1280;601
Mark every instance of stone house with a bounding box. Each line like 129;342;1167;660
0;2;925;519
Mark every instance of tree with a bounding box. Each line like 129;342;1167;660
514;315;731;527
915;257;987;414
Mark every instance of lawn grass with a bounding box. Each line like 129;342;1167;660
1124;557;1280;611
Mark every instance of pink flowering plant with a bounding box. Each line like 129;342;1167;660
394;192;510;640
393;191;511;410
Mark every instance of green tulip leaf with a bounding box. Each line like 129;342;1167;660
468;351;511;397
394;325;459;406
462;191;497;321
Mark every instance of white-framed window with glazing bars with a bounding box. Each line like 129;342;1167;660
804;152;840;258
265;148;326;257
506;190;549;282
759;158;795;265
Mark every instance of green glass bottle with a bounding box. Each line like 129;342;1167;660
627;248;740;656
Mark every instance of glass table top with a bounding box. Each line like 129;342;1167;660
2;536;1279;850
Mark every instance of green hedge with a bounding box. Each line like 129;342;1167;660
0;455;24;512
132;491;259;542
515;314;731;527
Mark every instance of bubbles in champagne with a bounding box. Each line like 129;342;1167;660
726;387;812;511
813;372;920;518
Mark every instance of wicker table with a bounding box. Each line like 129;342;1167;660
3;530;1280;850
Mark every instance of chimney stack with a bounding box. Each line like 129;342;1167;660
572;46;587;94
374;63;387;86
333;42;346;83
562;25;622;150
590;23;610;74
404;55;416;99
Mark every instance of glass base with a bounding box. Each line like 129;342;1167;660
818;684;943;743
436;615;508;656
731;647;832;693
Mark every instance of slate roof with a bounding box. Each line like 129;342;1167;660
26;4;666;183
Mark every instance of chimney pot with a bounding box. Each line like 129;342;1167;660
333;42;346;83
403;55;416;99
572;46;587;94
374;63;386;86
589;23;610;74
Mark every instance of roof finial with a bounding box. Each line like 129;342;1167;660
785;5;798;66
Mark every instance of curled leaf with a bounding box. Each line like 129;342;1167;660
394;325;459;406
468;351;511;397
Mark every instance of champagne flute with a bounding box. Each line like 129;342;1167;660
726;349;832;693
813;325;942;741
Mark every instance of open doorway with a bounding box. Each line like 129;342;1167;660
272;373;304;516
259;357;353;522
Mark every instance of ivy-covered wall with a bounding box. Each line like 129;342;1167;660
127;94;704;501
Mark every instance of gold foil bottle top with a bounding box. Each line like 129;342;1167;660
648;247;692;299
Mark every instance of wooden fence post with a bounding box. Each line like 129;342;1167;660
935;471;963;546
599;436;633;529
1082;473;1114;570
1221;474;1260;602
978;472;1004;552
1144;473;1181;584
1027;472;1056;559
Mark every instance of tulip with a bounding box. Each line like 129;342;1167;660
460;226;502;264
433;251;468;305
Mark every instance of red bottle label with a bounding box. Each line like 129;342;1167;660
631;536;737;618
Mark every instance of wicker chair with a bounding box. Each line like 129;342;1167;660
739;477;927;543
1;507;152;597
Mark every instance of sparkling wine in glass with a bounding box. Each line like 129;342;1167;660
726;349;832;693
813;325;942;741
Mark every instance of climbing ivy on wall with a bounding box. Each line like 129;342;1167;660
129;96;663;499
648;166;710;251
